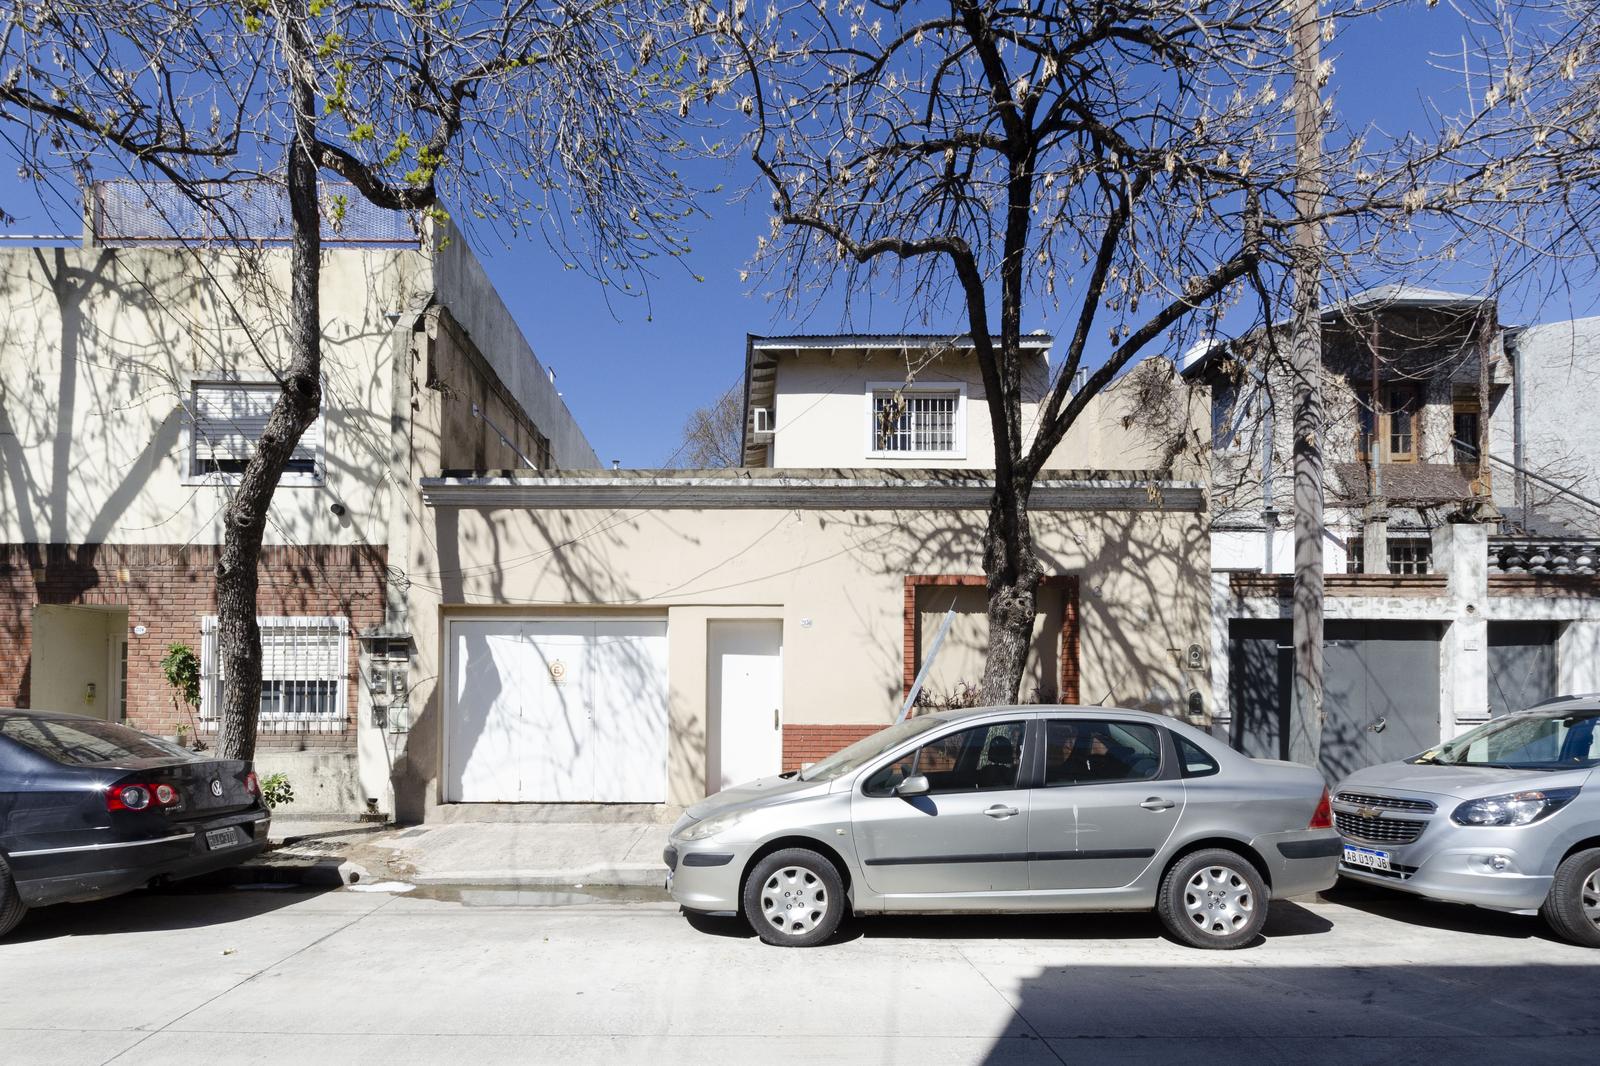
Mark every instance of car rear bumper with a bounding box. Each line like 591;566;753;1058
1250;828;1342;898
12;810;271;908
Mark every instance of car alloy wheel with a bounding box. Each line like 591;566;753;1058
1183;864;1256;938
1542;848;1600;948
759;864;830;937
741;847;846;947
1157;847;1269;950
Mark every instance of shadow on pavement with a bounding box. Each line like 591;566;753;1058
5;883;331;944
684;899;1334;947
1318;879;1563;943
977;959;1600;1066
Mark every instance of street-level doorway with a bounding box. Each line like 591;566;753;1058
29;605;128;721
1488;621;1560;717
445;616;669;803
1229;619;1442;780
708;620;784;792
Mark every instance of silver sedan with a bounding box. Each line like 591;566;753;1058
666;705;1338;948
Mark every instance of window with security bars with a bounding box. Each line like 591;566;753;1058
199;617;348;732
191;381;322;480
872;389;960;454
1346;538;1432;575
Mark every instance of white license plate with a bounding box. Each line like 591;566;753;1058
1343;844;1391;872
205;827;242;850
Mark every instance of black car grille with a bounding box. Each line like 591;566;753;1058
1335;791;1437;814
1336;811;1428;845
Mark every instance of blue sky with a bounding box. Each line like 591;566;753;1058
3;3;1594;466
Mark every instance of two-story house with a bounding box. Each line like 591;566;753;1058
1181;286;1600;780
0;185;595;816
397;335;1216;819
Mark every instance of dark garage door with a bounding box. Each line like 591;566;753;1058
1230;619;1442;780
1487;622;1559;718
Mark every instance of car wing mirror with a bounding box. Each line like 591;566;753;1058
894;774;930;797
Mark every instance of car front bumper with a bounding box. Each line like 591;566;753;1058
663;839;759;914
1337;838;1554;912
13;809;272;908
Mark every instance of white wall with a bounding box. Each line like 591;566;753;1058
0;245;429;547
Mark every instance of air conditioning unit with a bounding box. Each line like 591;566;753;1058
752;406;775;439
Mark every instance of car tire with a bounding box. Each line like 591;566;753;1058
1157;848;1269;950
1540;847;1600;949
742;848;845;947
0;853;28;940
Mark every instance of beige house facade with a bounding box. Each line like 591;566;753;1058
392;338;1216;819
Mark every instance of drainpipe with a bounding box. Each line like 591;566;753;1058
1512;334;1529;524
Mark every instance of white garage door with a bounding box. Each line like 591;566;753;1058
446;618;669;803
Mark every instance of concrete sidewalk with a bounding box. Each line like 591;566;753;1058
242;817;673;889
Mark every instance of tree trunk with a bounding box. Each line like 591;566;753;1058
1288;0;1325;770
979;484;1042;704
216;88;323;761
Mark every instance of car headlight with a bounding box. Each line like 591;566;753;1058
1451;788;1580;827
677;810;745;841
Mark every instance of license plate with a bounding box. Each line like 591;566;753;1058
205;827;242;850
1343;844;1391;872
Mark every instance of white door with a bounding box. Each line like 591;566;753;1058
710;620;784;791
447;617;669;803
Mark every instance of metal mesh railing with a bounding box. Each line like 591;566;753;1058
91;179;416;247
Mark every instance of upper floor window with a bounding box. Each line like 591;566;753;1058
1355;384;1418;464
190;380;323;485
867;382;966;459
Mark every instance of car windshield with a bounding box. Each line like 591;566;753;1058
1414;710;1600;770
0;716;195;766
798;715;947;783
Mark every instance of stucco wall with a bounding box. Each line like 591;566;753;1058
766;350;1197;472
1497;316;1600;527
0;244;428;546
393;498;1211;815
432;229;599;469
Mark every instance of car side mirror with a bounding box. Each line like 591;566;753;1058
894;774;930;797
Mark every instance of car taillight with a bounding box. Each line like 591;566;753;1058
108;782;183;812
1309;788;1334;830
245;772;260;796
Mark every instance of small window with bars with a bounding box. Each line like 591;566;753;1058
1346;537;1432;575
870;386;963;456
200;616;348;732
191;381;323;482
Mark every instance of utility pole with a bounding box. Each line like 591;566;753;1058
1288;0;1325;770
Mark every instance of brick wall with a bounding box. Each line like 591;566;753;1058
0;543;386;750
782;724;881;772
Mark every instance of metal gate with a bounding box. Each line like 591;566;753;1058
1487;622;1559;717
1229;619;1442;780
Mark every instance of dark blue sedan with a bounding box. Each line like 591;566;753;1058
0;709;270;938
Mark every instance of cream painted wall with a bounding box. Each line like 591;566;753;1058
395;498;1211;814
0;244;429;547
30;605;125;719
766;350;1200;472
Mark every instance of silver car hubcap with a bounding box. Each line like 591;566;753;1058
760;865;828;937
1583;870;1600;930
1184;865;1255;937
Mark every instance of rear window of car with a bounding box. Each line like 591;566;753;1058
0;716;193;766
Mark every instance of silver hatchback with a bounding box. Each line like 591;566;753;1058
666;705;1338;948
1334;695;1600;946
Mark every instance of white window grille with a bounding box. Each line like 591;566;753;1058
871;388;962;455
200;616;348;732
191;381;323;482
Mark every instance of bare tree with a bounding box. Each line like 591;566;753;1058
1;0;697;759
678;382;745;468
704;0;1342;702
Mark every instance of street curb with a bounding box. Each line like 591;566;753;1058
196;856;373;889
408;864;669;888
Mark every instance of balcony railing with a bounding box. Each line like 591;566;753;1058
1489;538;1600;575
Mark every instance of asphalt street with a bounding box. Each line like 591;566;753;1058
1;882;1596;1066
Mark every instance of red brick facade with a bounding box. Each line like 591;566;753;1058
782;724;880;772
0;543;385;750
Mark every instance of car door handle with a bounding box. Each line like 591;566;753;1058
1140;797;1175;811
983;805;1019;819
